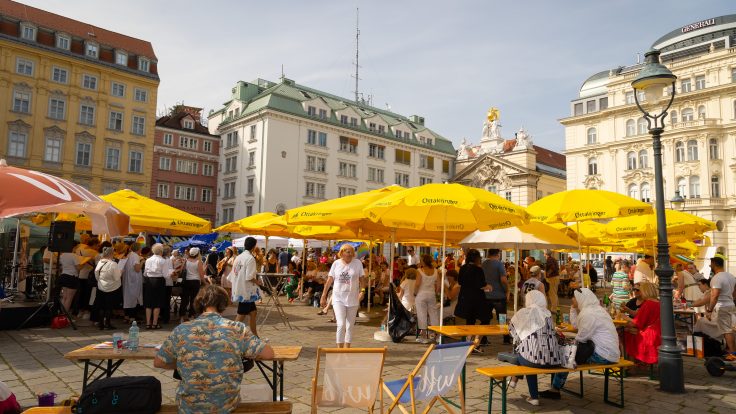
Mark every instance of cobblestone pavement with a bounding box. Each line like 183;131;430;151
1;299;735;413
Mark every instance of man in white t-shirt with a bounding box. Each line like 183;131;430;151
706;255;736;360
633;255;655;284
406;247;419;266
230;237;260;336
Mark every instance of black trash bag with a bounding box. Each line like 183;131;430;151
387;282;416;343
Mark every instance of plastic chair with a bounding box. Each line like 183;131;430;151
311;347;387;413
383;341;476;413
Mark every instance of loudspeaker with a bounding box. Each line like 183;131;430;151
48;221;76;253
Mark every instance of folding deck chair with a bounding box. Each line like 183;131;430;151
383;341;476;414
311;347;387;413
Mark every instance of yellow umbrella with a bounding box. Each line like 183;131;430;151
605;209;715;239
215;212;291;237
59;189;211;235
527;189;653;224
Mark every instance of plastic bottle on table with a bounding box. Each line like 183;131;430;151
128;321;139;352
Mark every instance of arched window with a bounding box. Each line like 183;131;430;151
670;110;678;124
682;108;694;121
675;141;685;162
697;105;706;119
687;140;698;161
689;176;700;198
711;175;721;198
709;138;719;160
637;117;647;135
626;119;636;137
627;151;637;170
588;157;598;175
640;182;650;202
638;149;648;169
677;177;687;197
733;101;736;119
628;183;638;200
587;128;597;144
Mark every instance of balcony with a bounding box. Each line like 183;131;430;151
669;118;719;130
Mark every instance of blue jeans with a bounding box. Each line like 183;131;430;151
513;354;552;399
551;352;614;390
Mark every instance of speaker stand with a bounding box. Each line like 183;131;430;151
17;252;77;330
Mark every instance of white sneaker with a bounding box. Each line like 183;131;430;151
526;397;539;406
507;378;517;390
419;337;432;344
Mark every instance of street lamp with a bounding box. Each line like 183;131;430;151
670;190;685;210
632;48;684;393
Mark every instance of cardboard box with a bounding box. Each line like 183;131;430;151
694;336;704;359
686;336;694;356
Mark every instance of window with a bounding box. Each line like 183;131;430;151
225;131;239;148
675;142;685;162
223;182;236;198
225;156;237;173
368;143;385;159
246;178;254;195
340;115;349;125
138;58;150;72
308;130;328;147
48;98;66;120
16;58;33;76
681;108;694;122
79;104;95;125
378;125;386;134
250;125;257;141
244;205;252;217
338;186;356;197
307;130;317;145
8;131;27;158
709;138;718;160
115;51;127;66
395;172;410;187
711;176;721;198
73;141;92;166
586;100;596;113
689;176;700;198
175;185;196;201
503;191;512;201
105;147;120;170
307;106;316;116
586;128;597;144
670;110;677;124
628;183;638;200
12;90;31;113
203;163;214;176
306;156;327;173
695;75;705;90
111;82;125;97
20;23;36;40
395;149;411;165
176;159;198;174
319;109;327;119
350;117;358;127
108;111;123;131
338;162;357;178
51;67;68;84
368;167;384;183
626;119;636;136
183;119;194;129
487;185;497;194
574;103;583;115
681;79;692;93
159;157;171;170
221;208;235;224
128;150;143;173
44;136;62;162
202;188;212;203
395;129;403;139
248;151;256;167
163;133;173;146
420;177;433;185
587;157;597;175
638;150;648;169
677;177;687;197
82;74;97;90
732;67;736;83
626;151;637;170
56;34;70;50
131;116;145;135
305;182;326;199
134;88;148;102
687;140;698;161
697;105;706;119
369;122;376;131
419;155;434;170
85;42;98;58
339;136;357;153
203;141;212;152
625;91;634;104
599;97;608;110
640;182;650;202
157;183;169;198
442;160;450;174
637;118;647;135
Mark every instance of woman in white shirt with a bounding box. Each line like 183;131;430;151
180;247;206;321
321;244;365;348
95;247;122;330
414;254;441;344
143;244;173;329
397;268;417;312
58;248;82;317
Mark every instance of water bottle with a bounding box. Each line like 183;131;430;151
555;308;561;325
128;321;139;352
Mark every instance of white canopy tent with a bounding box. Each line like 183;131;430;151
231;235;327;250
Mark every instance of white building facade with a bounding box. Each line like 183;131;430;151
208;78;456;225
563;15;736;270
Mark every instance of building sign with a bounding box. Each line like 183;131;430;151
681;18;716;34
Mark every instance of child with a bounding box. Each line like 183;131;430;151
397;268;418;312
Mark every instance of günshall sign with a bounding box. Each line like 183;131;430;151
681;18;715;33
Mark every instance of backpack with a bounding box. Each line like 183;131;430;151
77;376;161;414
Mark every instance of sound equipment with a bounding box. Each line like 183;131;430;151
48;221;75;253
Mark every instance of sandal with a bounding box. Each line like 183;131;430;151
146;324;152;329
317;310;327;316
153;324;162;329
328;318;336;323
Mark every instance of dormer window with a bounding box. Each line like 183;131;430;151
85;41;98;58
138;57;150;72
20;23;36;41
183;119;194;129
55;34;70;50
115;50;128;66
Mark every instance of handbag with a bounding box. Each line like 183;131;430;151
575;340;596;365
77;376;161;414
51;315;70;329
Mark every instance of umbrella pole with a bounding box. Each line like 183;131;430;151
439;208;447;329
367;241;373;313
388;230;395;330
587;245;592;289
514;244;520;313
576;222;583;286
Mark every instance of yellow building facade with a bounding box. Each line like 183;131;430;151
0;0;159;194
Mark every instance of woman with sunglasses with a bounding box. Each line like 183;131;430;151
620;283;644;318
622;282;661;366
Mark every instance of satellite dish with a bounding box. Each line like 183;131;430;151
716;220;724;232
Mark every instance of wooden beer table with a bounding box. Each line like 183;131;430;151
429;324;509;340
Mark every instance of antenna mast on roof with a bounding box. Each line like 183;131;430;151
352;7;361;103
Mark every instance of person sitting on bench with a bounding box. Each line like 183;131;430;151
540;288;620;400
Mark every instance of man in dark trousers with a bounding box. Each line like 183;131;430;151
278;248;290;273
544;250;560;312
482;249;511;344
605;255;614;283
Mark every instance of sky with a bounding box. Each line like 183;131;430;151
22;0;735;152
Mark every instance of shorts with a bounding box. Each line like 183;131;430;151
715;305;736;335
237;301;257;315
58;274;80;289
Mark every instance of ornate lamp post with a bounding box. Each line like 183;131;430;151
632;48;684;393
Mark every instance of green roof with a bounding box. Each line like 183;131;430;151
212;78;456;155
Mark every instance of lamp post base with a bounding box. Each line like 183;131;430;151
657;336;686;393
